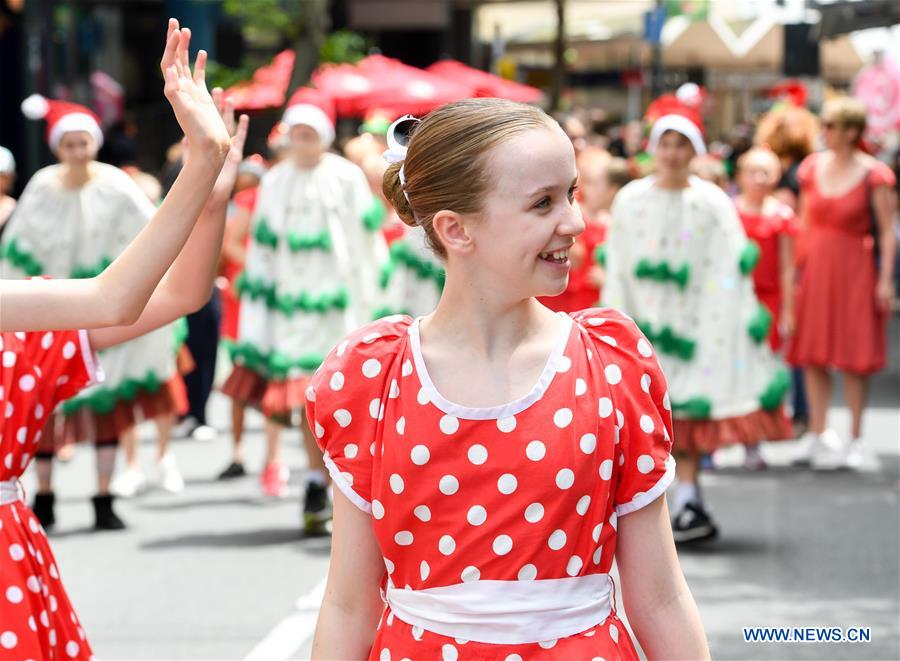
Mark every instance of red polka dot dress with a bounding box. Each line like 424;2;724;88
306;308;675;659
1;330;101;660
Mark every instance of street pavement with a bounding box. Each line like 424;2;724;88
24;323;900;661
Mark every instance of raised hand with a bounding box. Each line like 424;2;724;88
160;18;231;165
205;86;250;210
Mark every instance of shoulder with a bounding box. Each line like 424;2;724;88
689;176;732;206
864;156;896;188
570;307;657;366
797;152;819;185
320;153;365;180
19;165;59;193
311;315;413;389
616;177;655;203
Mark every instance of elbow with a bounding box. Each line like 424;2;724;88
182;282;214;315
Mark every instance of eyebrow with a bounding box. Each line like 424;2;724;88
526;175;579;197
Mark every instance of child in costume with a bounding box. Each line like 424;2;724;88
0;20;241;658
307;100;709;659
222;88;386;535
3;92;189;527
732;146;799;470
603;107;790;542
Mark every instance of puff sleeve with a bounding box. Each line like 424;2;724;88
304;317;412;514
572;308;676;517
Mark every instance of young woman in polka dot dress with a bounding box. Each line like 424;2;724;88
0;21;240;659
306;100;709;659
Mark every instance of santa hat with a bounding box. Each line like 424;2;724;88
282;87;336;147
21;94;104;150
646;83;706;155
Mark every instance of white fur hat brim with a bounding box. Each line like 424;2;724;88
282;104;335;147
648;114;706;156
49;113;104;151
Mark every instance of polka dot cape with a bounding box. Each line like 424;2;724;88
306;309;675;659
1;330;100;660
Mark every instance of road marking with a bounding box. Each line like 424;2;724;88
245;578;327;661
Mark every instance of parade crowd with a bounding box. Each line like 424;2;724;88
0;17;897;660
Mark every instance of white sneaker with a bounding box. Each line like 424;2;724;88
810;429;846;470
191;424;217;443
842;438;865;470
792;431;822;465
111;466;146;498
158;453;185;493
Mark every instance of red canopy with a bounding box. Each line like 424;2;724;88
426;59;543;104
312;55;475;118
224;50;296;111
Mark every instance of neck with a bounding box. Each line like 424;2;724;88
737;193;765;212
59;162;92;188
656;169;690;189
423;266;556;360
831;145;857;163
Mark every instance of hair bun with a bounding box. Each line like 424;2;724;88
383;161;417;227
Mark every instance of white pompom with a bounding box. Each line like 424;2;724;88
21;94;50;120
676;83;701;107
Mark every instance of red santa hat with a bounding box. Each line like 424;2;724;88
282;87;336;147
646;83;706;155
21;94;104;150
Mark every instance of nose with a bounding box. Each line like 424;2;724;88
559;200;586;238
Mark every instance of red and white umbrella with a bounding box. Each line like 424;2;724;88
426;59;543;104
224;50;296;111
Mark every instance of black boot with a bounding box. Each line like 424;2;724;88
32;491;56;529
92;494;126;530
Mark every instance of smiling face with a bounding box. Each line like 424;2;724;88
737;149;780;200
56;131;98;167
463;125;584;299
289;124;324;169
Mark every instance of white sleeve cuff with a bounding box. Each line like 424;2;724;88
322;452;372;515
616;455;676;517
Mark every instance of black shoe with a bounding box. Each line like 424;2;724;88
672;502;718;544
302;482;333;535
217;461;246;480
32;491;56;529
92;494;126;530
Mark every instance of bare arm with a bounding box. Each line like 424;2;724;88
88;100;248;351
873;183;898;312
312;490;385;660
223;203;252;266
0;20;230;334
778;233;796;337
617;496;710;660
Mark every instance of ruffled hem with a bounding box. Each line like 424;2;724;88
38;376;187;449
221;364;311;418
673;406;791;453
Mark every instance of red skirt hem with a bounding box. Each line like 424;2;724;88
221;365;311;418
39;377;187;451
673;406;791;453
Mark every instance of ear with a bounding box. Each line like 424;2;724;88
432;209;474;255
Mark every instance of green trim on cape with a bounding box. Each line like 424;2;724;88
61;370;163;415
594;244;607;268
0;238;44;276
636;320;696;361
235;273;349;315
380;240;446;291
362;197;387;232
71;257;113;280
671;397;713;419
739;241;761;275
286;230;332;252
227;340;325;379
748;304;773;344
759;367;791;411
635;258;690;290
253;217;279;249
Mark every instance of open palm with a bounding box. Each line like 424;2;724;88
159;19;231;160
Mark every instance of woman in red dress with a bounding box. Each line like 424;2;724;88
0;21;242;658
788;97;897;469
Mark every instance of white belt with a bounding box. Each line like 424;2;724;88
386;573;613;644
0;479;25;506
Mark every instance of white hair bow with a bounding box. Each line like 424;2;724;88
382;114;420;204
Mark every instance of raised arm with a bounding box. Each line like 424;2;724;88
0;19;230;333
88;91;248;350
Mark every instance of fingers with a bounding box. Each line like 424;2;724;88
160;27;179;74
223;97;236;136
193;50;208;87
162;65;179;99
179;27;192;71
232;114;250;154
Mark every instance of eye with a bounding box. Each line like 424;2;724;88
533;196;551;210
568;185;578;201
